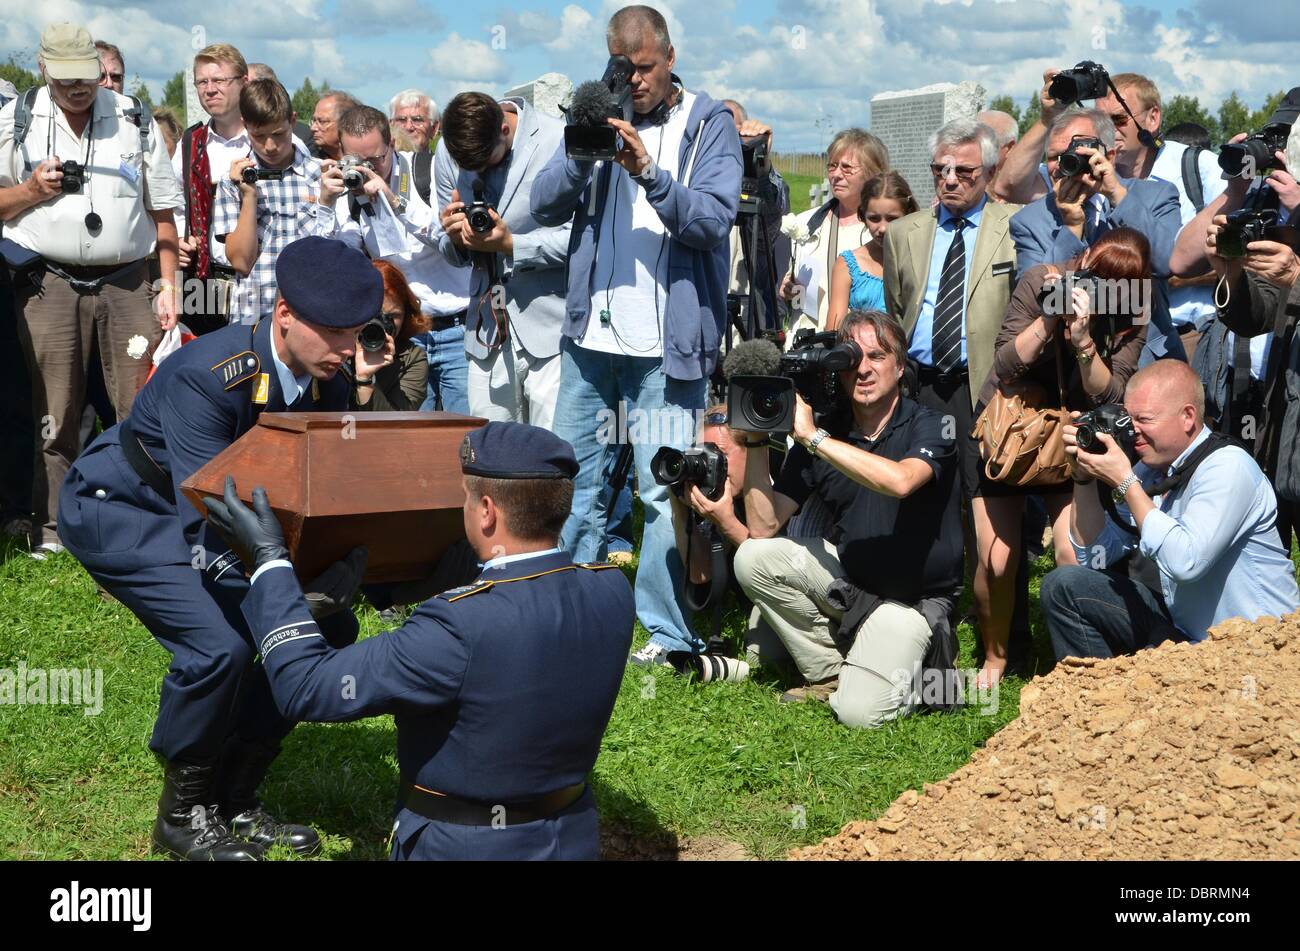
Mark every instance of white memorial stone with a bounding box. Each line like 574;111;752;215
504;73;573;119
870;81;986;206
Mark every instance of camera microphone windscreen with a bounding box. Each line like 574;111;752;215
569;80;618;128
722;338;782;379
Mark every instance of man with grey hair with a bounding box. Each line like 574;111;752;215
1009;105;1184;363
390;88;440;152
977;109;1018;199
309;90;360;161
882;117;1022;670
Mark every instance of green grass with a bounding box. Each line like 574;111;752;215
3;528;1295;860
785;174;823;215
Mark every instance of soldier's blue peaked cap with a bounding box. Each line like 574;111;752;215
275;236;384;328
460;422;579;480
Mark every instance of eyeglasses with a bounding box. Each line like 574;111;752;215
1108;112;1130;128
194;76;239;90
703;412;729;426
826;161;861;175
51;75;100;88
104;72;124;84
359;148;391;171
930;163;983;183
392;115;429;127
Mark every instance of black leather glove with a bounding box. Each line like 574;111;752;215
303;546;368;619
201;476;289;569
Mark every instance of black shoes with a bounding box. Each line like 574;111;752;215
216;735;322;857
151;760;264;861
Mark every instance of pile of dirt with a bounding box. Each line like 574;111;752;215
601;824;752;861
792;613;1300;860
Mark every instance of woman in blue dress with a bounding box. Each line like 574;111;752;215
827;171;918;329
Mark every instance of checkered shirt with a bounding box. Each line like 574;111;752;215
211;145;322;324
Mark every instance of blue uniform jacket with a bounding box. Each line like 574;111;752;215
243;549;635;804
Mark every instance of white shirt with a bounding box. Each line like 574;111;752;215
790;202;870;337
1150;139;1229;330
301;150;471;318
269;328;310;406
583;91;697;357
170;122;253;268
0;87;183;266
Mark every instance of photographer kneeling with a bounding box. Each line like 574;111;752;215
1041;360;1299;660
351;260;430;411
734;311;962;728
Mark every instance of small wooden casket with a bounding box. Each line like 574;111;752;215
180;411;486;582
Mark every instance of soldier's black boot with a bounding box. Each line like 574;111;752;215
216;735;322;857
151;760;265;861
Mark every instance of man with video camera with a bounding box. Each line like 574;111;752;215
732;311;963;727
436;90;570;427
530;5;741;667
1010;107;1184;364
1040;360;1298;661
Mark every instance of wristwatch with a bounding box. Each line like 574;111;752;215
392;195;408;215
807;428;831;457
1112;471;1140;503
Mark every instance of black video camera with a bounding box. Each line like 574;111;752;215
58;160;85;194
738;133;771;216
1074;403;1137;457
1049;61;1110;105
466;180;494;236
1057;135;1104;177
1218;123;1290;179
727;330;863;433
358;311;397;353
563;55;635;162
241;165;287;186
1037;267;1099;318
651;443;728;501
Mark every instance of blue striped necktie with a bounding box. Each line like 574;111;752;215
930;217;968;373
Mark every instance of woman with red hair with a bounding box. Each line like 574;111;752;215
353;260;432;411
970;227;1151;686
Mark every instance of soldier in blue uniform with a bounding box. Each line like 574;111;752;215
58;236;383;861
201;421;636;860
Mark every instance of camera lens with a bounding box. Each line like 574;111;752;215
1076;425;1097;453
744;388;785;426
358;321;388;353
650;447;685;486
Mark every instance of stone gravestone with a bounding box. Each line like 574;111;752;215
504;72;573;119
870;81;985;207
185;63;205;130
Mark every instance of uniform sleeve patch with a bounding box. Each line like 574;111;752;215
436;581;495;602
211;351;260;390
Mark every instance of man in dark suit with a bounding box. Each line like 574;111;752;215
57;237;379;861
207;421;636;860
1009;107;1185;364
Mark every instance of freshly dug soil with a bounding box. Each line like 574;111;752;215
792;613;1300;860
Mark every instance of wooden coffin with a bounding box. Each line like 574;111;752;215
180;411;486;583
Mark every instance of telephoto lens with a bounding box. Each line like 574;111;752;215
667;651;751;683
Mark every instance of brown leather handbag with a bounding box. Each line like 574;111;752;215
971;333;1073;488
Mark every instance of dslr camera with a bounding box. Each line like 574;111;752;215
1057;135;1104;177
58;160;85;194
651;443;728;501
1218;124;1290;179
564;55;635;162
466;180;494;236
1049;61;1110;105
240;166;287;186
358;311;397;353
1216;208;1278;259
1037;267;1099;318
337;155;368;190
728;330;864;433
1074;403;1137;457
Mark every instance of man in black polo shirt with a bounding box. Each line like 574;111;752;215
734;310;962;728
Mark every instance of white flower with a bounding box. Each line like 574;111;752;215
126;335;149;360
780;213;812;245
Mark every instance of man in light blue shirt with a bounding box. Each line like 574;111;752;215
1041;360;1298;659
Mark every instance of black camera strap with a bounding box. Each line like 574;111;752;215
683;515;730;646
1104;77;1161;151
1101;432;1233;535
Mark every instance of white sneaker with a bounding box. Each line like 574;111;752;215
628;642;673;668
29;541;66;561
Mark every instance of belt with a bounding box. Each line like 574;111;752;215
208;264;239;280
46;259;144;295
117;419;176;505
915;363;968;385
398;780;586;827
428;310;467;331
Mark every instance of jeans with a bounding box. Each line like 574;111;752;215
604;451;635;555
552;338;706;653
415;323;470;414
1040;564;1184;661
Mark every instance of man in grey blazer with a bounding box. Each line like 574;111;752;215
436;92;570;427
1009;107;1185;364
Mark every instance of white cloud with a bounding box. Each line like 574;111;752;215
426;31;508;83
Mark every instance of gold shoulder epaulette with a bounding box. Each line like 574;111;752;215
211;351;260;390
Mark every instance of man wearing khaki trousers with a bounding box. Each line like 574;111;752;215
0;23;182;557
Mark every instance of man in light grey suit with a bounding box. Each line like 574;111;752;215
1009;107;1185;364
436;92;570;428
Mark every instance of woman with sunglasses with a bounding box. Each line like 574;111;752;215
970;226;1151;686
352;260;431;411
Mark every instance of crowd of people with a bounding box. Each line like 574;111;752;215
2;8;1299;861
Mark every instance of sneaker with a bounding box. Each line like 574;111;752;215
29;541;66;561
607;550;634;567
628;642;673;668
779;678;839;704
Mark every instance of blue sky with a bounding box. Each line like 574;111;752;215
3;0;1296;152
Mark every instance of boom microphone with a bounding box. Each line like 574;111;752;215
568;80;619;129
722;338;782;379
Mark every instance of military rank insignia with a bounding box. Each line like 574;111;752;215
460;435;476;466
211;351;260;391
252;373;270;405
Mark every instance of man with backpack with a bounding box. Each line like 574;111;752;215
0;22;182;560
301;104;472;414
